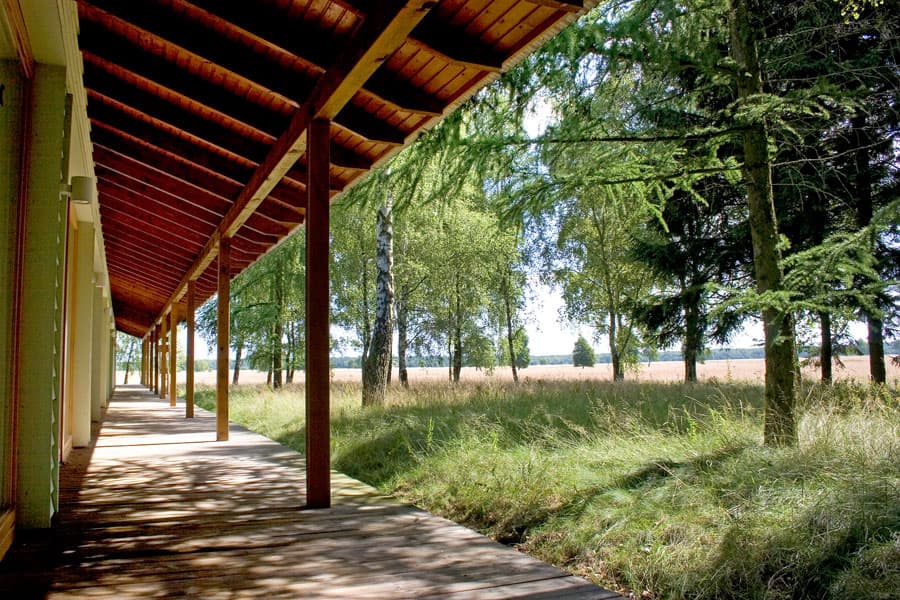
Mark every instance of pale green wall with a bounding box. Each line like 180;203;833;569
16;64;68;528
0;61;24;511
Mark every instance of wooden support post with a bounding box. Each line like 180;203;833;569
159;315;167;400
305;118;331;508
216;238;230;441
148;331;153;390
143;338;148;387
154;325;160;394
150;330;155;391
186;280;195;419
168;309;177;407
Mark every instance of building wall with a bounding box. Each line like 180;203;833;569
16;63;69;529
0;2;115;557
0;59;24;554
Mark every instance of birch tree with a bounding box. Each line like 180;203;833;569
362;199;394;406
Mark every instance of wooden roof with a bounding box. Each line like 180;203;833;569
76;0;591;337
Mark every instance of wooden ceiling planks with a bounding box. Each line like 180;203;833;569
76;0;593;335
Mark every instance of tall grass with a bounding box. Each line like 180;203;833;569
193;380;900;599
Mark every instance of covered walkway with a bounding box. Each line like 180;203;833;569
1;386;619;599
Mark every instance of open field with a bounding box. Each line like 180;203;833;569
160;355;899;388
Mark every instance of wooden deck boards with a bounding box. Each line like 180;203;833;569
1;385;620;599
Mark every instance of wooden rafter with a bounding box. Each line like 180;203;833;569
80;2;411;146
154;1;439;321
74;0;595;334
529;0;585;12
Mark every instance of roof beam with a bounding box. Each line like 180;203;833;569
87;94;257;178
154;0;438;324
104;230;195;272
335;104;407;145
363;69;445;116
81;2;409;145
87;76;369;187
188;0;442;119
79;2;310;106
80;47;291;144
84;64;273;162
408;18;505;73
528;0;585;12
93;146;232;216
92;127;302;227
96;172;221;230
110;298;161;333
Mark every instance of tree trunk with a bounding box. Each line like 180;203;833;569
285;322;294;384
273;259;284;389
852;113;887;384
397;293;409;388
868;315;886;383
683;293;700;383
232;340;243;385
504;266;519;384
820;311;833;383
123;337;136;384
447;306;453;383
452;275;462;383
730;0;798;446
609;312;624;382
362;200;394;406
360;265;370;386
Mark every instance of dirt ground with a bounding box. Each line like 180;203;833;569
151;354;898;387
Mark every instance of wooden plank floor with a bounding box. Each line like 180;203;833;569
1;385;620;599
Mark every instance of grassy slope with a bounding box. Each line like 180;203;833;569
193;380;900;599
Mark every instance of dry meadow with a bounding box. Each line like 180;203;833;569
176;355;898;387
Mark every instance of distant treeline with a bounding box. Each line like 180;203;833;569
531;348;768;365
181;341;899;373
329;348;769;369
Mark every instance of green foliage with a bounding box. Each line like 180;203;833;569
498;328;530;369
573;335;595;367
115;331;139;375
197;380;900;598
196;234;305;384
334;162;529;384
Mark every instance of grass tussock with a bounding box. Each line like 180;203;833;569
192;379;900;600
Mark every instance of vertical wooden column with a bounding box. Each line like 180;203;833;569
168;309;177;407
143;338;149;386
305;118;331;508
159;314;167;400
186;280;195;418
153;325;160;394
148;332;153;389
149;331;155;391
217;237;231;441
